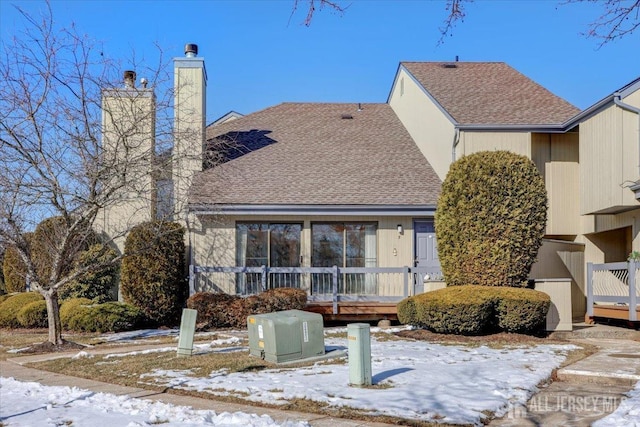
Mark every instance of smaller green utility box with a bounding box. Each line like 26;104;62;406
247;309;325;363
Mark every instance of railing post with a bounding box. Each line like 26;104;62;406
188;264;195;297
403;267;409;297
261;265;267;293
586;262;594;317
332;265;338;315
630;261;637;321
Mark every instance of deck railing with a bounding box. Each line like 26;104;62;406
189;265;443;314
587;261;639;321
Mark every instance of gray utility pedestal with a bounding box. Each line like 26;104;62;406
348;323;372;386
247;309;325;364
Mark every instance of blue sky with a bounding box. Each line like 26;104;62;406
1;0;638;123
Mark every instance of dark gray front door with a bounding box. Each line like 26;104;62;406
414;220;441;280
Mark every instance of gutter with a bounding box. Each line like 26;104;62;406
451;127;460;162
613;94;640;180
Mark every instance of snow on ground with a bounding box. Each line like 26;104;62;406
138;334;576;426
5;327;613;426
0;377;309;427
593;380;640;427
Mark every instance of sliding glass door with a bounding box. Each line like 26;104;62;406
311;223;377;295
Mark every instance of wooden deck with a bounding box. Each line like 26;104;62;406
586;305;640;324
306;301;398;321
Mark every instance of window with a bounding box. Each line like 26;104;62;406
311;223;377;294
236;223;301;293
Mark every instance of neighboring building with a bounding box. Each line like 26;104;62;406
209;110;244;127
100;45;640;321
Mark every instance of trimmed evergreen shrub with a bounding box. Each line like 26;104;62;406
0;294;12;304
397;286;551;335
31;217;96;285
60;297;93;329
413;286;495;334
494;287;550;333
3;245;29;293
65;302;143;333
0;248;4;294
120;220;186;326
435;151;547;287
0;292;44;328
397;296;418;325
17;300;48;328
59;244;119;303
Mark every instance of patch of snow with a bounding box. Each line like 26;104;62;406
6;347;31;354
593;380;640;427
139;336;576;426
72;351;93;359
0;377;309;427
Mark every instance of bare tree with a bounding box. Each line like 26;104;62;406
0;3;178;345
437;0;639;46
293;0;639;46
291;0;348;26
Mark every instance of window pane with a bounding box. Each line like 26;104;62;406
312;224;343;267
270;224;302;289
270;224;301;267
237;223;268;267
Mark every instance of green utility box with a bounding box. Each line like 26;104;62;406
247;309;325;363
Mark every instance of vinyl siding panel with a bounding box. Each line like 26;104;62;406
457;131;531;157
389;68;456;181
580;101;640;214
531;133;580;236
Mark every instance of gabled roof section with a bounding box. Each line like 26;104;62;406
565;76;640;128
190;103;441;208
401;62;580;126
208;110;244;127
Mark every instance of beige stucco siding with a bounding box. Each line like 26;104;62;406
388;68;456;181
190;214;419;295
531;133;580;236
580;101;640;214
98;90;156;253
173;62;206;217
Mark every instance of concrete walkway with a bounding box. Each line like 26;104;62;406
490;324;640;426
2;324;639;427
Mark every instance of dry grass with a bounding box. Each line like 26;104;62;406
0;329;99;360
9;327;593;427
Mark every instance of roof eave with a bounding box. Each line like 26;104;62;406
456;123;568;133
189;204;438;217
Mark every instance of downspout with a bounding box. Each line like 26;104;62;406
613;94;640;177
451;127;460;162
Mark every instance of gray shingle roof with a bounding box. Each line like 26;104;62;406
190;103;441;207
402;62;580;125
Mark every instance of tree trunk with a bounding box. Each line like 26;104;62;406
43;288;63;345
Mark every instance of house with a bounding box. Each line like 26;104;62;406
100;44;639;323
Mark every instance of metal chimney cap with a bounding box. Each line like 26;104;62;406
124;70;136;88
185;44;198;57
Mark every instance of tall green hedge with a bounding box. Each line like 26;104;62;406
120;220;186;326
59;244;119;302
31;217;96;285
3;245;28;293
435;151;547;287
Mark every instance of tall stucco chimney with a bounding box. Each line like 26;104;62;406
173;42;207;222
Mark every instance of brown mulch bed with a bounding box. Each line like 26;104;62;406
18;340;86;354
396;328;556;345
